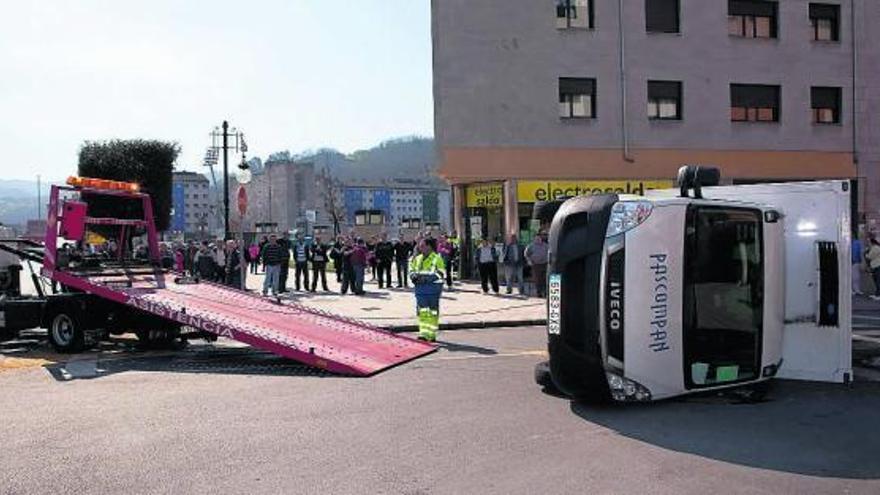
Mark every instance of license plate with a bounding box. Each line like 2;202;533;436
548;274;561;335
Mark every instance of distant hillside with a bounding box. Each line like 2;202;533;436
0;179;54;225
269;136;442;187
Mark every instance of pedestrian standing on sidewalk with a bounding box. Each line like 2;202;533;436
261;234;283;297
501;234;525;295
195;242;215;281
866;237;880;300
351;238;368;295
340;237;356;295
277;235;291;293
409;237;446;342
394;237;413;288
367;236;378;282
310;235;330;292
375;233;394;289
292;232;311;291
525;233;550;298
329;236;344;283
225;240;243;289
258;235;268;273
213;241;227;282
853;235;864;296
477;238;500;294
437;234;454;290
248;242;261;275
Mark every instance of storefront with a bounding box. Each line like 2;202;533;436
454;178;673;278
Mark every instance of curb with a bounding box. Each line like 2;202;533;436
385;319;547;333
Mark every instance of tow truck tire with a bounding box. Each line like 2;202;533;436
135;329;181;350
48;311;85;353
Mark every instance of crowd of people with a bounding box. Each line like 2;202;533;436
154;228;551;302
250;231;462;298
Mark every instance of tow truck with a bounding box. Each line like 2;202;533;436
0;176;435;375
537;166;852;402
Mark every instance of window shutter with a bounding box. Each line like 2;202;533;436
811;87;840;109
731;84;779;107
729;0;777;17
559;77;595;95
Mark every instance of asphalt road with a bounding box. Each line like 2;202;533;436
1;326;879;495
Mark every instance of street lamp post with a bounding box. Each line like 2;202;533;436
207;121;250;240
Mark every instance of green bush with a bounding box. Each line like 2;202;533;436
78;139;180;231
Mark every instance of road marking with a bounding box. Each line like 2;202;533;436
853;314;880;321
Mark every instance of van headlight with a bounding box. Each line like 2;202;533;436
606;371;652;402
606;201;653;238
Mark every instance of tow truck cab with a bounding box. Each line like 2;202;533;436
546;169;851;402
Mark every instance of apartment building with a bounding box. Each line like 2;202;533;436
433;0;880;257
170;171;215;237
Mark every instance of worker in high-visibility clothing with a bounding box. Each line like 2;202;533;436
409;238;446;342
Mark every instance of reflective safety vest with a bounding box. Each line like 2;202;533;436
410;251;446;277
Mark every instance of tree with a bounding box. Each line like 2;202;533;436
318;169;346;236
78;139;180;231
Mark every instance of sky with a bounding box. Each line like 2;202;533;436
0;0;433;181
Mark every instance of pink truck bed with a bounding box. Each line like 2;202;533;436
74;271;436;376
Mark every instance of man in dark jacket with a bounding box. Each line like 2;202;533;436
340;238;356;295
375;234;394;289
310;235;330;292
394;237;413;288
225;240;242;289
277;235;291;293
260;234;284;297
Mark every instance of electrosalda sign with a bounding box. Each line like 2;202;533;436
518;180;673;203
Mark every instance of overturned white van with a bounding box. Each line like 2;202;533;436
540;166;852;402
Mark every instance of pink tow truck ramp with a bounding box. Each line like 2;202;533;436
43;180;436;376
118;277;436;376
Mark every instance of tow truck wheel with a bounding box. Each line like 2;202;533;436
48;311;85;353
135;329;182;350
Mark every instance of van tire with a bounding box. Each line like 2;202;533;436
48;310;85;353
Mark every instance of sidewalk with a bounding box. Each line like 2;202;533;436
243;269;547;331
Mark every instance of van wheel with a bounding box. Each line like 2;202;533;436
48;311;85;353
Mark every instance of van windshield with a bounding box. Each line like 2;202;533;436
683;206;763;389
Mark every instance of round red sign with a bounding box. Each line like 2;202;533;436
237;186;247;216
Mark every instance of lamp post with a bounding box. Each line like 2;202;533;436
207;122;250;240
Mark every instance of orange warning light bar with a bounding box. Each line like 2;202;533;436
66;176;140;192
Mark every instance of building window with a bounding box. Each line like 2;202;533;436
728;0;777;39
646;0;680;33
559;77;596;119
557;0;593;29
355;209;385;225
730;84;780;122
810;3;839;41
811;86;841;124
648;80;682;120
401;218;421;229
